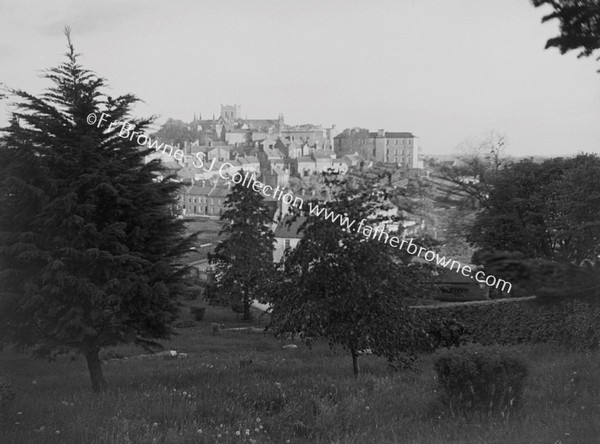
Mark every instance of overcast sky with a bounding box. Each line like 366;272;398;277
1;0;599;156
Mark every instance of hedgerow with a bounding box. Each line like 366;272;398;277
415;298;600;350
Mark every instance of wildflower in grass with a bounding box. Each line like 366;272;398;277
259;425;263;430
255;428;260;432
236;430;241;436
365;406;370;411
245;429;250;435
217;434;222;438
197;429;202;434
152;422;158;428
256;417;261;422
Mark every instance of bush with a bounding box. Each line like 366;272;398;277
434;344;528;415
189;306;206;321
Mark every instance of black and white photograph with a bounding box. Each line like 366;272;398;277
1;1;600;443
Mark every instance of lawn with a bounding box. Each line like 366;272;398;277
1;304;599;444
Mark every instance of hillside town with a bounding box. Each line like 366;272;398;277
3;2;600;443
148;104;423;219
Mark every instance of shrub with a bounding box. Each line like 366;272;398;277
434;344;528;415
189;306;206;321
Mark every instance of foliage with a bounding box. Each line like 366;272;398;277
434;344;528;415
0;30;193;392
472;250;600;299
419;298;600;350
468;154;600;299
208;174;275;321
268;176;463;374
153;118;199;147
533;0;600;69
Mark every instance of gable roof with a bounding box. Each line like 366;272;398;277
297;156;313;164
312;149;335;159
264;148;284;158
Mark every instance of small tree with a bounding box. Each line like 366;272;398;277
0;30;193;393
268;177;461;375
208;174;275;321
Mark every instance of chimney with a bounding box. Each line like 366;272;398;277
377;129;385;138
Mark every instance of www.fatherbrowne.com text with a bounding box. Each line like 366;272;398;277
86;112;512;293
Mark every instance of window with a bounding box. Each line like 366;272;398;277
210;198;214;205
284;239;290;249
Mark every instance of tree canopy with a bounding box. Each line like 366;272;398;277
208;174;275;321
533;0;600;69
469;154;600;299
268;177;463;375
0;30;193;392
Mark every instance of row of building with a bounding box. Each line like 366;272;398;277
146;105;424;218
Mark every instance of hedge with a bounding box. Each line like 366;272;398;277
413;297;600;350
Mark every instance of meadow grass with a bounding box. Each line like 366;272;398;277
1;305;599;443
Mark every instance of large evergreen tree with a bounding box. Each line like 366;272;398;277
208;173;275;321
0;30;193;392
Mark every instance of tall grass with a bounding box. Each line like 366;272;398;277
1;305;599;443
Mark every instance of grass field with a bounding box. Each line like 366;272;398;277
1;304;599;444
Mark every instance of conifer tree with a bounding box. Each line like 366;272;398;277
208;173;275;321
0;29;193;393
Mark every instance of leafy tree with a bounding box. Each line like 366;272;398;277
469;154;600;299
0;30;193;393
208;173;275;321
153;118;196;147
533;0;600;69
268;177;463;375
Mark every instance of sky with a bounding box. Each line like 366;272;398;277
0;0;599;157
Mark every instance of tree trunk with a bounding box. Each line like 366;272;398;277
85;348;107;393
243;296;252;321
350;347;360;376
